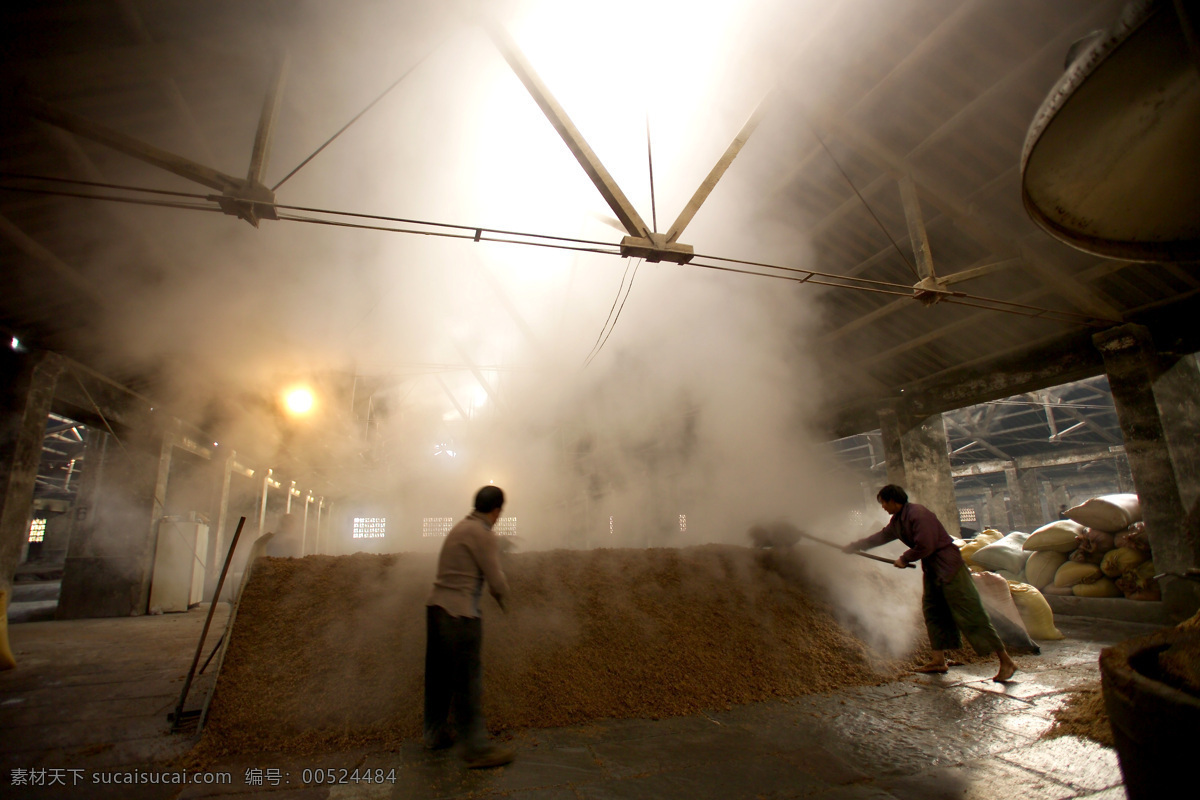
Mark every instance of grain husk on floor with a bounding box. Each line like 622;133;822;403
195;545;935;759
1045;682;1113;746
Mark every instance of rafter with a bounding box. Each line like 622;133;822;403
943;417;1011;460
0;212;108;306
852;259;1128;369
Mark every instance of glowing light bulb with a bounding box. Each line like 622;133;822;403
284;387;315;415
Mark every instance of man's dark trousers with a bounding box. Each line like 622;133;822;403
424;605;487;753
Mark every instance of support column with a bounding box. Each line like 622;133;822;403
986;488;1009;532
1002;463;1043;531
205;454;234;600
0;350;61;600
1095;324;1200;617
57;423;165;618
877;402;960;537
302;492;314;555
1115;453;1134;493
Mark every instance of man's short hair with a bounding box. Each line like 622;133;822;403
474;485;505;513
877;484;908;504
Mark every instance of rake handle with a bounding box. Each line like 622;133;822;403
799;531;917;568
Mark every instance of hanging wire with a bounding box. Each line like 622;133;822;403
583;258;635;365
0;172;210;199
0;183;222;213
274;202;617;248
585;259;643;368
276;212;621;257
0;173;1116;327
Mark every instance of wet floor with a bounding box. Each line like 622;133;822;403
1;608;1154;799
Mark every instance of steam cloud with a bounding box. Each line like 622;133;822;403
57;1;916;598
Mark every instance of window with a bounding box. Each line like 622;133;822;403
959;507;977;524
353;517;386;538
496;517;517;536
422;517;454;537
679;514;687;533
28;518;46;542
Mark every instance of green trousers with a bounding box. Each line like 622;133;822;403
923;564;1004;655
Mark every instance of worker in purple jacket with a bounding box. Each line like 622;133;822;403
845;484;1017;682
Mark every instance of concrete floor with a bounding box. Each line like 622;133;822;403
0;606;1158;800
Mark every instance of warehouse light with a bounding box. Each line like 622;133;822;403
10;337;19;350
283;386;315;416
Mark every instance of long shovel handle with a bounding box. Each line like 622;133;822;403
798;531;917;568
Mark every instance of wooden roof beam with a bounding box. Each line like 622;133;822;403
0;212;109;308
943;417;1012;460
952;445;1125;477
816;115;1125;321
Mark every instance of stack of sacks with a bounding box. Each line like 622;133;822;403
971;572;1040;653
1114;559;1160;601
1062;494;1158;600
1070;528;1115;564
1048;559;1121;597
1022;520;1082;589
1115;521;1150;552
959;529;1005;569
969;531;1031;584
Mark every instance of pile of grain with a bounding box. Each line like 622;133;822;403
1045;683;1113;747
196;545;929;757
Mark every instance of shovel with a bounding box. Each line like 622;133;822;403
797;531;917;568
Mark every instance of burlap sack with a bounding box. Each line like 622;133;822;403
1007;581;1064;640
1025;550;1068;589
1024;519;1085;552
971;532;1031;574
1066;494;1141;533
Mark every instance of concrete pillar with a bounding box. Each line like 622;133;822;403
1115;453;1134;493
40;510;72;564
204;454;235;600
1002;463;1043;532
0;350;61;600
57;424;168;618
877;402;960;537
1047;482;1071;522
986;489;1009;531
1095;324;1200;617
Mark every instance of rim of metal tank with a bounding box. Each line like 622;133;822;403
1099;626;1200;708
1020;0;1200;262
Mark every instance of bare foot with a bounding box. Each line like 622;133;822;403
914;663;949;674
993;662;1017;683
